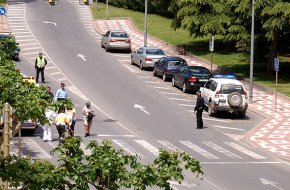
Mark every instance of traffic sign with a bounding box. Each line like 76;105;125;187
274;58;279;71
209;34;214;52
0;7;6;16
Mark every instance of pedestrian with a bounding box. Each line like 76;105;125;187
66;107;76;137
54;107;69;142
35;52;47;83
46;86;54;100
54;82;68;101
43;109;57;142
82;100;94;137
194;90;205;129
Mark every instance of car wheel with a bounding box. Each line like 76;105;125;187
208;102;215;117
182;83;187;93
140;62;144;70
153;69;157;76
238;111;246;118
162;73;167;81
228;92;242;107
172;77;176;87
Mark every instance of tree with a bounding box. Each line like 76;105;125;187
169;0;290;75
0;138;203;190
0;36;73;152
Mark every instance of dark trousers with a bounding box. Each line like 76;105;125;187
36;67;45;83
196;111;203;128
56;125;65;138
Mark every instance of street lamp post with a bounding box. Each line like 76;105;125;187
144;0;148;47
249;0;255;104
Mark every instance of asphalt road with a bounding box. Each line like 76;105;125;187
10;0;290;189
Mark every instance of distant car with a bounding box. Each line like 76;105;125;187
172;65;212;93
200;78;248;118
131;47;166;70
0;33;20;61
101;30;131;52
153;56;187;81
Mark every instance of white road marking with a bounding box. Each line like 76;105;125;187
134;104;150;114
135;140;159;156
224;142;266;159
157;140;183;152
58;78;67;81
139;76;150;79
17;39;35;42
203;117;231;123
21;47;41;50
97;134;135;137
122;64;140;73
50;72;61;75
213;125;245;131
180;141;219;159
145;81;160;84
11;139;52;159
203;142;242;159
19;42;38;46
22;51;40;55
153;86;170;89
44;66;56;70
179;104;195;107
160;92;182;96
170;97;192;101
113;139;145;158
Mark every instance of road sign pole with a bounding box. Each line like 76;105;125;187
275;71;278;112
209;34;214;72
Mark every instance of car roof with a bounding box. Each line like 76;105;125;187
210;78;244;85
109;30;128;33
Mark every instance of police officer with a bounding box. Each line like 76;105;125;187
35;52;47;83
194;90;205;129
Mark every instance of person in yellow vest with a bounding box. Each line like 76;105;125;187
35;52;47;83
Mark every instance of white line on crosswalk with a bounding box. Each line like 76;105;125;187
157;140;183;153
179;104;195;107
50;72;61;76
203;142;242;159
22;51;40;55
224;142;266;159
145;81;160;84
135;140;159;156
180;141;219;159
21;47;41;51
113;139;145;158
213;125;245;131
203;118;231;123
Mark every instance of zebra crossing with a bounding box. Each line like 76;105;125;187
10;137;268;161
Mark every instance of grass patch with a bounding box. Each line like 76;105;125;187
0;0;6;7
91;2;290;97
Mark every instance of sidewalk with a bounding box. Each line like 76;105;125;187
0;7;10;33
93;18;290;162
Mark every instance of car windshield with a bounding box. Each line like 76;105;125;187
111;32;128;38
220;84;244;94
168;60;187;67
145;49;165;55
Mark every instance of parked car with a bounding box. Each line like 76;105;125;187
0;32;20;61
101;30;131;52
131;47;166;70
200;78;248;118
172;65;212;93
153;56;187;81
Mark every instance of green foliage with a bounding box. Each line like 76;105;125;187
0;138;203;190
0;34;17;61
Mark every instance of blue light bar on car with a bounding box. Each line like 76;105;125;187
213;74;237;79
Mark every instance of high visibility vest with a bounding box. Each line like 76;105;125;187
36;57;45;68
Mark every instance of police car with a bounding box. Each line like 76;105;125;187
200;74;248;118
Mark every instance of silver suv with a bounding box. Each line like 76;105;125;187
200;78;248;118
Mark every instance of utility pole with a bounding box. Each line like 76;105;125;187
249;0;255;104
144;0;148;47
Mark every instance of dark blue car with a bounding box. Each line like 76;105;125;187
153;56;187;81
172;65;212;93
